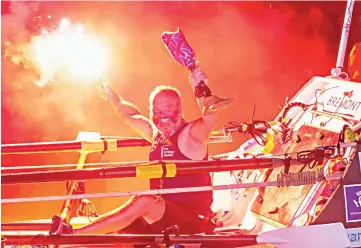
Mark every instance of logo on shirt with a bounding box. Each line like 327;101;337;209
161;145;175;159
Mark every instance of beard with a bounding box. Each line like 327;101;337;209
153;114;180;125
152;110;183;135
152;106;182;125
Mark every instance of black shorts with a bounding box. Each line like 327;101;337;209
119;201;215;235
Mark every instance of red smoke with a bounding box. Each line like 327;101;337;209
1;1;360;221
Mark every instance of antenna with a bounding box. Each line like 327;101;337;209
251;105;256;122
331;0;355;78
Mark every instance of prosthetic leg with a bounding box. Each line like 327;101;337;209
162;28;233;115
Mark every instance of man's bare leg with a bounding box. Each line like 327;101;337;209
73;195;166;234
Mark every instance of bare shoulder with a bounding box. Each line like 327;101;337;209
178;122;207;160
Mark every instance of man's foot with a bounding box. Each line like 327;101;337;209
49;215;73;235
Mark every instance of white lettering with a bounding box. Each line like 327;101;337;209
354;196;361;208
161;146;175;158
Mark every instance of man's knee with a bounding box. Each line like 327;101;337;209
136;195;166;223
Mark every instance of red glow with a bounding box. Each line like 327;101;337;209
2;1;360;222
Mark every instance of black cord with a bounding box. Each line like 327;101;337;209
297;146;338;171
223;120;271;146
249;121;271;146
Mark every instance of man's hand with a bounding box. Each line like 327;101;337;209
99;82;112;101
188;67;212;116
189;66;208;91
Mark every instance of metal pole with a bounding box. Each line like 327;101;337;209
2;234;258;246
0;138;150;155
59;152;87;223
1;136;230;155
1;158;276;184
331;0;355;78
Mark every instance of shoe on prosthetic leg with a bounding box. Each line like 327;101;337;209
203;95;233;115
189;70;233;115
49;215;73;235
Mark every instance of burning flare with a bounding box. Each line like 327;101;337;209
5;18;109;86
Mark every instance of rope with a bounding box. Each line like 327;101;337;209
1;171;341;204
277;170;317;187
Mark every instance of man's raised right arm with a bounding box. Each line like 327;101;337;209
100;83;153;142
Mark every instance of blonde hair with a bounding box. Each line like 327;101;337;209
149;85;181;108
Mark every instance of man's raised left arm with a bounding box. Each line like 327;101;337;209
188;67;217;144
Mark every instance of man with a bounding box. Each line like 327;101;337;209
51;67;224;236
